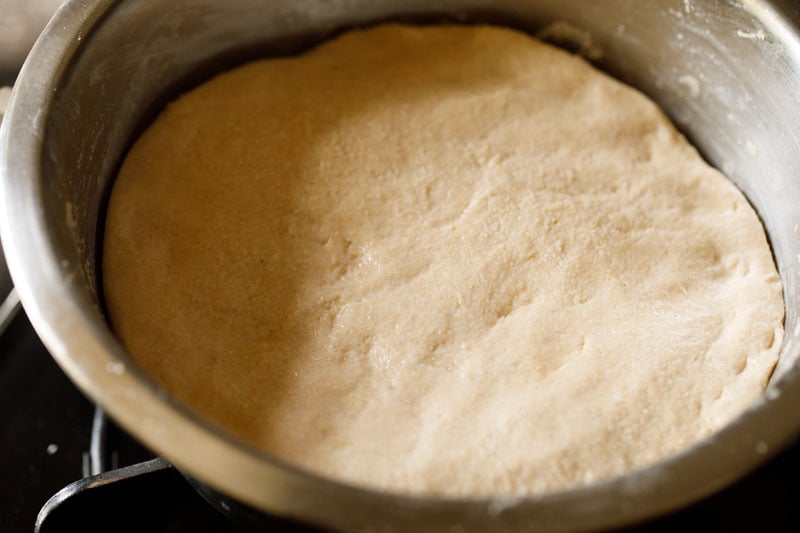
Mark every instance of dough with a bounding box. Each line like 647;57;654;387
103;24;785;497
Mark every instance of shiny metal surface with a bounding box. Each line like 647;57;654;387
2;0;800;531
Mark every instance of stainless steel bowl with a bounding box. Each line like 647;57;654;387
2;1;800;531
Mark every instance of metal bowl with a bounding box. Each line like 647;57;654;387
2;0;800;530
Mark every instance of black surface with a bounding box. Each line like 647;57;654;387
0;311;93;532
3;308;800;532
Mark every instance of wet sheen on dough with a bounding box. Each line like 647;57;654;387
103;24;785;497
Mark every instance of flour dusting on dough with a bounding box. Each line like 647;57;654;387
103;25;784;497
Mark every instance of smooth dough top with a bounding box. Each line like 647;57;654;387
103;24;785;497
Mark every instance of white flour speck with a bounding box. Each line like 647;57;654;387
488;495;525;516
678;75;701;98
106;361;126;375
765;387;780;401
65;202;76;230
737;29;766;41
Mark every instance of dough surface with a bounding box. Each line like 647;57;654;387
103;24;785;497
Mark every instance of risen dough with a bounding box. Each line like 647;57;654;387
103;24;785;496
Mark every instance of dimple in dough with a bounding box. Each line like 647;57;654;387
102;24;785;497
